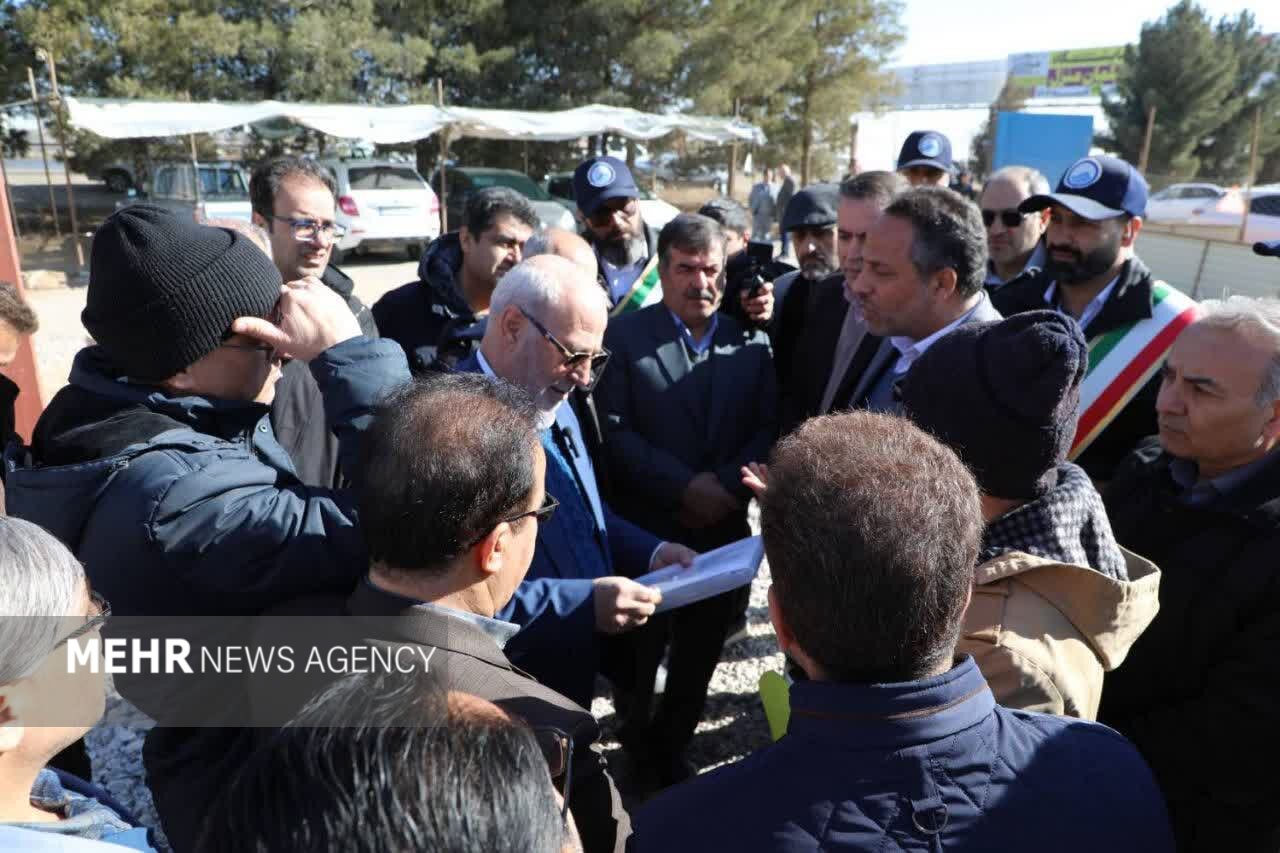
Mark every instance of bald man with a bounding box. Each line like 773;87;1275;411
525;227;598;278
456;255;695;709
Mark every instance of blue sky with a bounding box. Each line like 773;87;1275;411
894;0;1280;67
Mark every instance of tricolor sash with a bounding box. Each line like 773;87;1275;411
1069;281;1198;459
609;254;663;317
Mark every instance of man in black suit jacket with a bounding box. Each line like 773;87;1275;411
829;186;1002;415
253;371;628;853
781;171;908;434
596;213;777;786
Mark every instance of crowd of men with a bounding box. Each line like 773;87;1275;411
0;125;1278;852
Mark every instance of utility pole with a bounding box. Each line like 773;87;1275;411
26;66;60;236
36;47;84;272
1137;105;1156;174
1238;104;1263;244
436;77;449;235
727;98;740;199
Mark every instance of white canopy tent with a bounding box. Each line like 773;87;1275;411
63;97;765;145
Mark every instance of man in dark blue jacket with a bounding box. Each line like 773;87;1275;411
374;186;538;372
459;254;695;708
631;410;1174;852
4;206;411;851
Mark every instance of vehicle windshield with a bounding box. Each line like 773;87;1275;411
349;166;425;190
468;171;552;201
198;167;248;198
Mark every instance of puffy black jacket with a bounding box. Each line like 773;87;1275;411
1100;441;1280;852
372;234;484;373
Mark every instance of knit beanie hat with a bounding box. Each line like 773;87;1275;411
900;310;1087;500
83;205;282;381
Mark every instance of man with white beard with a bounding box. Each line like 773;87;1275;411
459;255;696;708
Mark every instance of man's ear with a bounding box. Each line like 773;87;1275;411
250;211;268;229
0;690;25;752
1035;207;1051;234
472;522;513;582
459;225;474;255
931;265;959;298
1121;216;1144;248
767;586;793;654
1262;398;1280;446
498;305;524;347
160;367;197;395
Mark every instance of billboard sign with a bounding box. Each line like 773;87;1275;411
1007;46;1126;99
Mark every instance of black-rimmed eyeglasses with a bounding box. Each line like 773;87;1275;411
516;306;610;390
462;493;560;549
53;591;111;651
531;725;575;820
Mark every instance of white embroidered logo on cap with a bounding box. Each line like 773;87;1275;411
587;162;616;188
1063;158;1103;190
917;134;943;158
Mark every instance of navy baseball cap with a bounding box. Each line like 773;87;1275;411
572;156;639;217
781;184;839;232
1020;155;1149;220
1254;240;1280;258
897;130;953;173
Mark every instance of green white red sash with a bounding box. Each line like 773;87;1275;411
609;254;663;317
1070;281;1199;460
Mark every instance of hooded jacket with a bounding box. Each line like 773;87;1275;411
372;234;485;373
961;461;1160;719
960;547;1160;720
2;337;410;852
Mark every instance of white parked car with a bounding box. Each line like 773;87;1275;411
1184;188;1280;244
317;159;440;262
1145;183;1228;224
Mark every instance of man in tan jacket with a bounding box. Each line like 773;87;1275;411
900;310;1160;719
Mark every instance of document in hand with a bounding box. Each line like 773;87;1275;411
634;536;766;614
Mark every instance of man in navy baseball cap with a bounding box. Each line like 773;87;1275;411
896;130;953;188
573;155;661;312
991;153;1193;483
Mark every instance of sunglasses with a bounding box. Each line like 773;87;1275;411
982;209;1025;228
587;198;637;227
53;591;111;651
517;306;611;390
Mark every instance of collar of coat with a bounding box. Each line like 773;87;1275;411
996;255;1156;338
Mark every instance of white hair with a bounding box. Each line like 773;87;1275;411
0;517;86;684
522;230;552;258
489;255;608;321
1196;295;1280;404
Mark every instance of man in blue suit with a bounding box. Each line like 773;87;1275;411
458;254;696;707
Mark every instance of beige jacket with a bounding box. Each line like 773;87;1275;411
958;548;1161;720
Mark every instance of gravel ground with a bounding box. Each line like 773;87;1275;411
591;508;785;809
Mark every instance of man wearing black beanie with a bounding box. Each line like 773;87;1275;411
899;310;1161;720
4;205;411;850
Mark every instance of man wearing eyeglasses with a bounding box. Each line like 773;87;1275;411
249;156;379;489
457;254;696;710
595;213;777;787
981;166;1051;292
574;156;664;317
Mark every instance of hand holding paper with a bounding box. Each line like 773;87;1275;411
633;536;765;614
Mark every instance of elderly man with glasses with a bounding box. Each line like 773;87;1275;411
981;165;1051;293
458;254;696;710
595;213;778;789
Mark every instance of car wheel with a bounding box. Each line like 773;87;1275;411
105;171;131;194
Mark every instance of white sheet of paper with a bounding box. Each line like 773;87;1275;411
634;536;765;614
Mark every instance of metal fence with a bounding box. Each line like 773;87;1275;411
1139;227;1279;302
